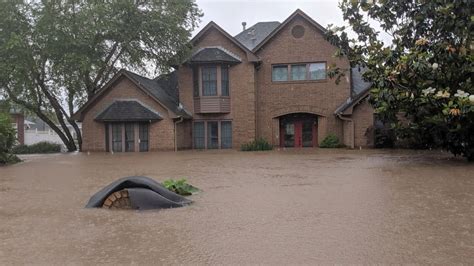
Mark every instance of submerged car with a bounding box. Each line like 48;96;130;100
85;176;192;210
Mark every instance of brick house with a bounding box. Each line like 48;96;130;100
73;9;374;152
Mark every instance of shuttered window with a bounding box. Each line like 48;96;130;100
221;66;229;96
202;66;217;96
193;122;205;149
193;67;199;96
112;123;122;152
125;123;135;152
221;121;232;149
207;121;219;149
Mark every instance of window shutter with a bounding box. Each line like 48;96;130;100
193;67;199;97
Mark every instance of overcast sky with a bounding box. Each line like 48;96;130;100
192;0;392;44
193;0;347;37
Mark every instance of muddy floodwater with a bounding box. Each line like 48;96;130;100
0;149;473;264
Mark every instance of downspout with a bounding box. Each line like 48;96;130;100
174;116;184;152
336;113;355;149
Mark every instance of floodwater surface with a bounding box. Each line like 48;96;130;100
0;149;473;264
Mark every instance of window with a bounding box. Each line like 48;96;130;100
309;63;326;80
193;67;199;97
111;123;122;152
272;66;288;81
221;121;232;148
291;64;306;81
194;121;232;149
139;123;149;152
193;122;205;149
221;65;229;96
125;123;135;152
272;62;326;82
202;66;217;96
207;121;219;149
291;25;305;38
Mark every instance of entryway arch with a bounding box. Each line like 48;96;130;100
278;113;318;147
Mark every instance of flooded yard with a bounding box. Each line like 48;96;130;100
0;149;473;264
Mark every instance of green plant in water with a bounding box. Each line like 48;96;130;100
241;138;273;151
12;141;61;154
0;113;21;165
320;133;344;148
162;178;199;196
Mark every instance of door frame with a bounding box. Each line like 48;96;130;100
106;122;150;152
279;113;318;148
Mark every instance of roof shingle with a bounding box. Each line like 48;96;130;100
189;47;241;64
124;71;192;118
234;22;281;50
95;101;162;122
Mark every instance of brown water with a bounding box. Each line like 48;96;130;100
0;149;473;264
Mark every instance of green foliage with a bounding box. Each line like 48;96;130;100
12;142;61;154
319;134;343;148
0;113;21;165
162;179;199;196
327;0;474;160
0;1;202;151
240;138;273;151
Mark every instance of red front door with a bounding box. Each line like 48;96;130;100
280;114;318;148
294;121;303;147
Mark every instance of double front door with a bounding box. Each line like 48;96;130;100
106;122;149;152
280;116;317;148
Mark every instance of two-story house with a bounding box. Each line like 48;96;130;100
73;9;374;152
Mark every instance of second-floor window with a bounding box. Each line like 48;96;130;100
272;62;327;82
202;66;217;96
194;65;230;97
221;66;229;96
272;65;288;81
291;64;306;81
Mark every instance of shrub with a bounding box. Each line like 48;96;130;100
241;138;273;151
319;133;343;148
0;113;20;165
12;141;61;154
162;178;199;196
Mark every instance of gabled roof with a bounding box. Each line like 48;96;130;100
335;67;372;115
95;100;162;122
191;21;260;62
123;71;190;118
252;9;327;52
189;47;241;64
351;66;371;96
72;69;191;121
234;22;281;50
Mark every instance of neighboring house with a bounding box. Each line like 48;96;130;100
72;9;374;152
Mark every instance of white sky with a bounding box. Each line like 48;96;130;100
192;0;391;43
193;0;347;37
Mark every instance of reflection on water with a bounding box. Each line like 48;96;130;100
0;149;473;264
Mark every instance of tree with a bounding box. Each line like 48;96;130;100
0;0;201;151
0;113;21;165
327;0;474;160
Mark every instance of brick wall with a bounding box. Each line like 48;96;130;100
352;99;375;148
81;77;176;151
254;16;351;146
177;27;257;148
